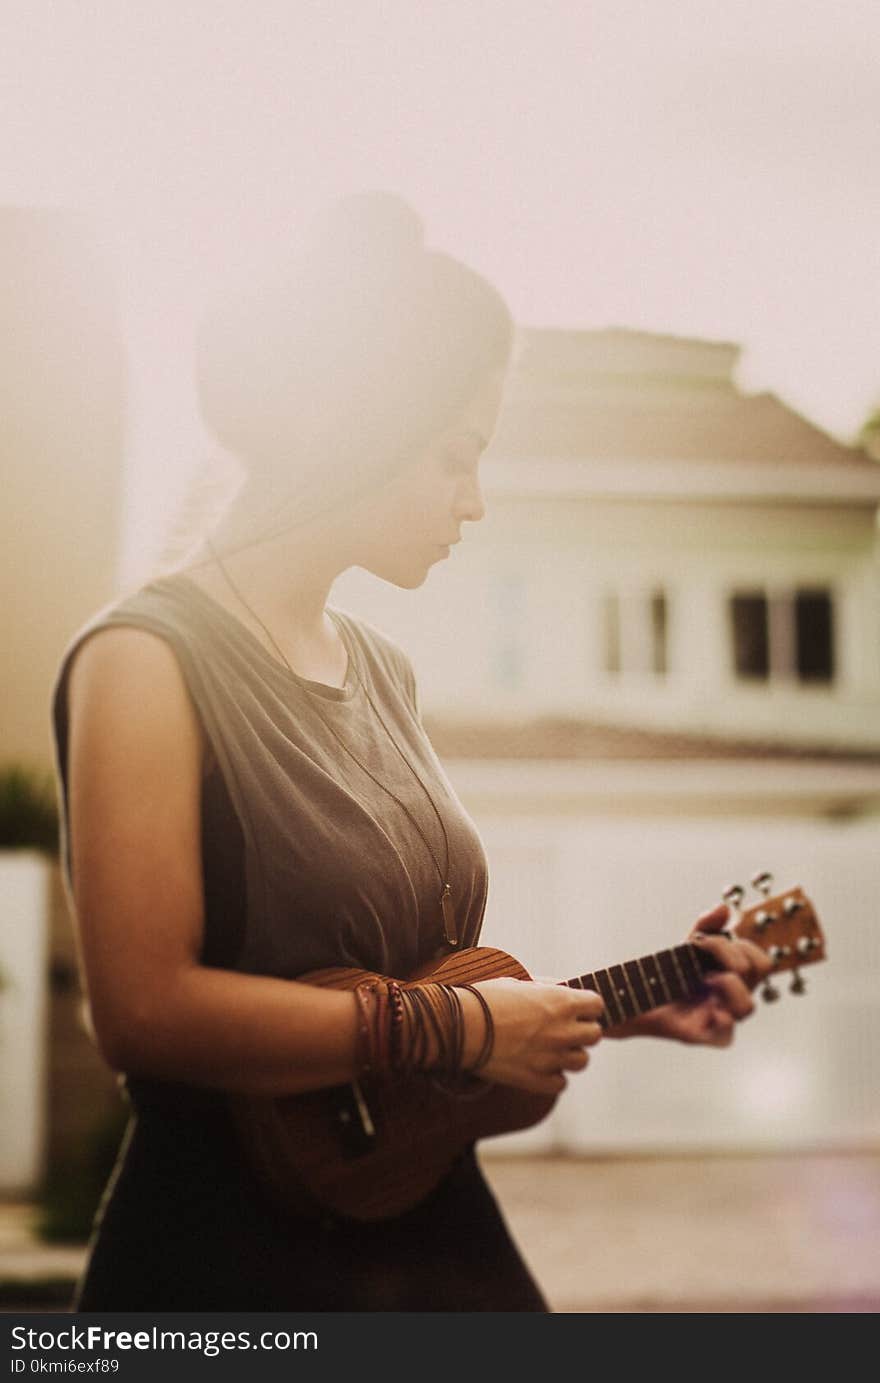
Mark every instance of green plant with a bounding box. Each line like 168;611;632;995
0;764;59;855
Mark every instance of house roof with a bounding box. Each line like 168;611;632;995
423;714;880;766
488;327;877;472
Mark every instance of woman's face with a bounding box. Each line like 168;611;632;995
354;368;508;589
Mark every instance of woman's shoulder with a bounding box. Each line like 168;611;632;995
51;576;213;737
56;574;213;674
96;571;209;632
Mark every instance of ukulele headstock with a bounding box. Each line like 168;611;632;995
722;872;826;1001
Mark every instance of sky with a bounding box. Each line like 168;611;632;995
2;1;879;569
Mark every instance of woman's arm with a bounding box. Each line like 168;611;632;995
65;626;602;1099
65;625;359;1096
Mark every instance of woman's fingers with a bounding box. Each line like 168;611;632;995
700;1001;736;1040
565;987;605;1022
686;907;773;1047
473;976;604;1094
692;932;773;990
522;1070;569;1096
690;902;773;991
560;1047;590;1072
544;1072;568;1094
704;1001;735;1046
561;1019;604;1047
703;971;756;1020
690;903;731;933
533;1047;589;1082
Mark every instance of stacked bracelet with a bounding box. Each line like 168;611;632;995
352;979;495;1083
456;983;495;1074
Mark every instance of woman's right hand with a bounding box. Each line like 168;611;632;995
463;977;604;1096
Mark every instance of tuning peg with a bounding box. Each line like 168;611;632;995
783;895;803;916
797;936;820;956
722;884;745;911
789;969;806;996
761;978;780;1002
751;871;773;898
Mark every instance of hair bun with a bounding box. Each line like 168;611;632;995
304;191;424;279
195;189;513;484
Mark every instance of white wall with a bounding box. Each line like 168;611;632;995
334;495;880;747
468;808;880;1154
0;854;50;1191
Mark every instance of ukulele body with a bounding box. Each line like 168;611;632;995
228;947;556;1223
228;885;825;1223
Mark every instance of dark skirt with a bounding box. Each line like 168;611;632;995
73;1097;548;1312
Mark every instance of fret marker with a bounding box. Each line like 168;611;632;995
649;977;656;986
618;989;625;997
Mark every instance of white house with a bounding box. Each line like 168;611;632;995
335;327;880;1154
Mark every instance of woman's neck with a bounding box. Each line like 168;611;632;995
185;519;355;642
221;545;336;631
185;465;371;632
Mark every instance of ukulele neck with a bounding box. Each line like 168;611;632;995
565;943;716;1028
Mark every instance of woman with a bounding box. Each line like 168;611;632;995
52;192;769;1311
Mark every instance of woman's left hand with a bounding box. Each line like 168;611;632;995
609;902;774;1048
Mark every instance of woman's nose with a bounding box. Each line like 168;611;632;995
455;472;486;524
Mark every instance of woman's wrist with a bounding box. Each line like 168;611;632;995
457;985;495;1074
353;979;491;1080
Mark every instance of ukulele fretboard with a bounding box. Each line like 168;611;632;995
566;943;714;1028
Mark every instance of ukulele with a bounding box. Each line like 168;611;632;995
229;874;826;1222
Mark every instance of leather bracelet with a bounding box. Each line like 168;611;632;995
457;983;495;1074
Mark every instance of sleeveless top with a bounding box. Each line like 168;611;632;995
49;577;552;1313
51;572;489;995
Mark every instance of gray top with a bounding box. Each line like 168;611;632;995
51;573;489;981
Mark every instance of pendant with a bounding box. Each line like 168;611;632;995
440;882;458;947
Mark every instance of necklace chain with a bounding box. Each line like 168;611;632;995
204;541;459;948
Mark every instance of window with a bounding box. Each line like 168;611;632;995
795;590;834;682
729;588;834;684
731;594;769;679
650;590;668;676
601;587;670;676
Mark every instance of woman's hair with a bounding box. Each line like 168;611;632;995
192;192;514;545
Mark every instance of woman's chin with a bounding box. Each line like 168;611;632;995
364;555;436;590
392;567;432;591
